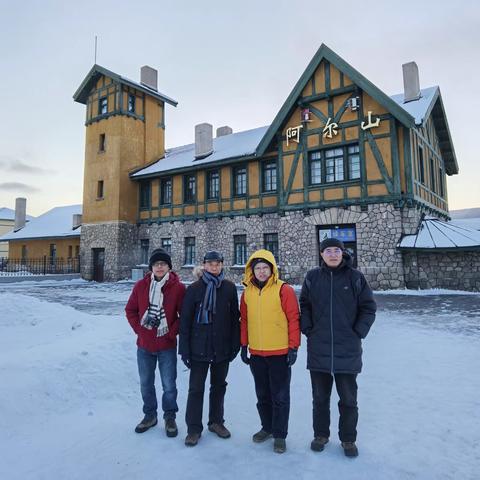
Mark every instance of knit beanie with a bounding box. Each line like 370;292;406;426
149;248;172;270
320;237;345;252
251;258;273;271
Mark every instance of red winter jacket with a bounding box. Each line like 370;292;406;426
125;271;186;353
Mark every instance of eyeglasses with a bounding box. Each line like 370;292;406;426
323;248;343;256
152;261;168;267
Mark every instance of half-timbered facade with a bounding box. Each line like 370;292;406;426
75;44;459;288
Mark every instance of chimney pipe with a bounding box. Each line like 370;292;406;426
14;197;26;232
402;61;421;103
140;66;158;91
195;123;213;159
72;214;82;229
216;126;233;137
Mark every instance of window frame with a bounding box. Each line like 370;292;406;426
233;234;247;265
160;177;173;205
127;93;136;113
232;165;247;197
139;181;151;210
207;170;220;200
262;160;277;193
184;237;196;265
98;96;108;115
183;174;196;204
263;233;279;262
97;180;104;199
161;238;172;254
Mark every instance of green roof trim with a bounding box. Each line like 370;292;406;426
256;44;415;156
73;64;178;107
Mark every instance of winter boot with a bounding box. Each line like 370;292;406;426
252;429;273;443
135;415;158;433
311;436;329;452
165;418;178;438
341;441;359;457
273;438;286;454
185;432;201;447
208;423;231;439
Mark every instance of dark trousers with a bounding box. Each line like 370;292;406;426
185;360;229;434
250;355;291;439
310;371;358;442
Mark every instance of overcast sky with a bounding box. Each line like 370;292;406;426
1;0;479;216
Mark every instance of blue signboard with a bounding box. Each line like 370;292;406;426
319;227;356;242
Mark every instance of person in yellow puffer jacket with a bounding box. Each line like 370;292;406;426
240;249;300;454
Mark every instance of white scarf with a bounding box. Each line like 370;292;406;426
140;272;169;337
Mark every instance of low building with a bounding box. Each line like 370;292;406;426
0;204;82;264
0;199;34;257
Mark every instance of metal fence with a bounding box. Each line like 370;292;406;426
0;257;80;276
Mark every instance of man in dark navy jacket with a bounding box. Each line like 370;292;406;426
300;238;376;458
179;251;240;447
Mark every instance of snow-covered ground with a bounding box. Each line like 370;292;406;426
0;280;479;480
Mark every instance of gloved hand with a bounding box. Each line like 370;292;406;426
181;355;191;369
240;346;250;365
287;348;297;367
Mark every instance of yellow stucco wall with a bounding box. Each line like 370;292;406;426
8;238;80;259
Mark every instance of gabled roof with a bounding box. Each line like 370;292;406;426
256;43;416;156
131;126;269;178
0;205;82;242
73;64;178;106
398;217;480;251
391;87;458;175
0;208;34;222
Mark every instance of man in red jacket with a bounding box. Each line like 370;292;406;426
125;248;186;437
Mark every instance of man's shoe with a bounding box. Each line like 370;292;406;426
134;415;157;434
165;418;178;438
273;438;286;454
185;432;201;447
252;429;273;443
311;436;329;452
341;441;359;457
208;423;231;439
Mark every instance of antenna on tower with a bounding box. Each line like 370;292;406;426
94;35;98;64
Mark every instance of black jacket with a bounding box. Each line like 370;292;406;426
179;277;240;363
299;254;376;374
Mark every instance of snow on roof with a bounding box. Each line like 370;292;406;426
390;86;438;125
0;207;34;221
398;217;480;250
0;205;82;241
132;126;269;178
450;218;480;231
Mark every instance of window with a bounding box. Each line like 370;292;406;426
233;166;247;196
264;233;279;262
207;170;220;200
98;96;107;115
429;157;436;193
139;181;151;209
418;146;425;184
325;148;344;183
184;237;195;265
140;239;149;265
160;177;172;205
97;180;104;199
309;144;361;185
234;235;247;265
49;244;57;261
347;145;361;180
75;245;80;257
128;94;136;113
21;245;27;261
68;245;73;258
161;238;172;254
262;161;277;192
184;174;196;203
99;133;106;152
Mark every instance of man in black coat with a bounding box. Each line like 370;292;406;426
300;238;376;458
179;251;240;447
